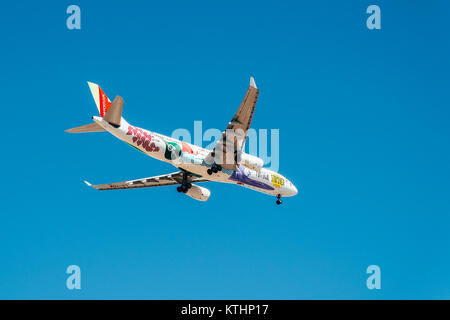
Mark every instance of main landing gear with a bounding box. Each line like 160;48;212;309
176;171;192;193
276;194;282;205
176;183;191;193
207;163;222;175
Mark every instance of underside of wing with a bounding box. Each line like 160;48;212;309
210;77;259;170
229;76;259;136
85;171;208;191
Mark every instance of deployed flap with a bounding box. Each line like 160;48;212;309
65;122;106;133
85;171;208;191
103;95;123;127
209;77;259;170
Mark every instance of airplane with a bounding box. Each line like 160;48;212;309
65;77;298;204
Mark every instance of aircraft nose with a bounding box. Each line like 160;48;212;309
292;184;298;196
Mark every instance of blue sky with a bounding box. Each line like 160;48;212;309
0;0;449;299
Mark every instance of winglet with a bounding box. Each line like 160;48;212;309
84;180;93;188
250;76;257;89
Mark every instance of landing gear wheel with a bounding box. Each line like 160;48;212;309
276;194;282;205
178;171;192;193
212;167;218;173
207;169;213;175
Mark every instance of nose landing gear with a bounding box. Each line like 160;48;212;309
276;194;282;205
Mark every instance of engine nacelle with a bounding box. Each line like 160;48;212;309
185;184;211;201
237;152;264;171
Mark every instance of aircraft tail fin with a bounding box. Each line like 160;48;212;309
87;81;112;117
65;82;125;133
87;81;124;126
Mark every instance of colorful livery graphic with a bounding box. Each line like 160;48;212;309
66;78;298;204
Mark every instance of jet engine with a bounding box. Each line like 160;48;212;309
185;184;211;201
237;152;264;171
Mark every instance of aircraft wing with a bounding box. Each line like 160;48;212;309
85;171;208;190
209;77;260;170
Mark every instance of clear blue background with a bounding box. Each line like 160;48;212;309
0;0;449;299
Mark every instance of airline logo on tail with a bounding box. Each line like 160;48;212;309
98;87;111;117
87;81;112;117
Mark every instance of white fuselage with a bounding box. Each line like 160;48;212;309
93;116;298;198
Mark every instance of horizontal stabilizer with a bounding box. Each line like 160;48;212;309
103;96;123;127
65;122;106;133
